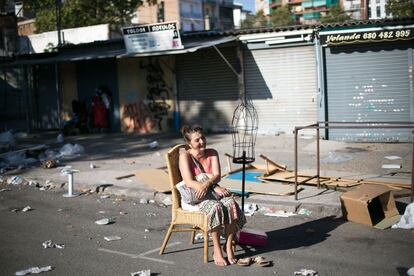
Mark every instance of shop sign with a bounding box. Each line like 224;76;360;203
122;21;184;53
320;27;413;46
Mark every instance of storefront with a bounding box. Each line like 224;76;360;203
240;29;318;135
320;25;414;141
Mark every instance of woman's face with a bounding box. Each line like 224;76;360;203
189;131;206;152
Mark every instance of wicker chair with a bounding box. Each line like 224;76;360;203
159;144;210;263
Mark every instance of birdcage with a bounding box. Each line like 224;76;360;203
231;97;258;212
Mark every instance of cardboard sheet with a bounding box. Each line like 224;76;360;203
220;177;298;196
134;169;171;192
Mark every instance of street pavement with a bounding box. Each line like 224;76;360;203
2;131;412;217
0;184;413;276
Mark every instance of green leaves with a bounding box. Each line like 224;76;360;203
22;0;157;33
386;0;414;18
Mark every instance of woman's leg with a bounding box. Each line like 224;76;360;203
224;221;238;264
211;226;227;266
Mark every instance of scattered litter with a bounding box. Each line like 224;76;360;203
264;210;296;217
298;208;312;216
244;203;258;216
0;188;11;192
104;236;122;241
56;134;64;143
321;152;352;164
392;203;414;229
149;199;155;204
407;267;414;276
41;159;56;169
10;208;19;212
15;266;53;275
130;269;151;276
5;151;37;167
57;209;63;212
139;198;148;204
145;212;157;217
98;211;106;214
162;196;172;206
382;164;402;169
119;211;127;215
42;240;65;249
126;179;133;183
155;151;161;157
384;156;402;160
7;176;24;185
89;163;97;169
95;218;115;225
22;206;32;212
294;268;318;276
144;229;150;232
100;195;110;199
59;143;85;157
148;141;159;149
28;180;39;187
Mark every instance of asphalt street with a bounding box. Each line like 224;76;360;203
1;184;413;276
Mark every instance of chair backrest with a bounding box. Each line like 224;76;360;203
165;144;188;211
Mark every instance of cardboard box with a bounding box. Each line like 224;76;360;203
340;184;400;229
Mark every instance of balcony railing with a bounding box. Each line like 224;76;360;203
302;0;327;8
303;11;321;19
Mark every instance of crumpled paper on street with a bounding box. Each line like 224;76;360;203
294;268;318;276
130;269;151;276
15;266;53;275
42;240;65;249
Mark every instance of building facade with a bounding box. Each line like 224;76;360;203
136;0;234;32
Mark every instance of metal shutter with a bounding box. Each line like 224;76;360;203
176;47;238;132
325;43;413;141
244;46;318;135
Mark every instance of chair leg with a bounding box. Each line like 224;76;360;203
203;230;209;263
190;228;197;245
159;224;174;255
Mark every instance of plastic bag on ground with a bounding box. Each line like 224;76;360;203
15;266;52;275
59;143;85;157
392;203;414;229
0;131;16;147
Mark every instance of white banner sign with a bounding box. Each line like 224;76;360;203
122;21;184;54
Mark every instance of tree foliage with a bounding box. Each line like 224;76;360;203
321;5;352;23
385;0;414;18
270;6;294;27
240;10;269;29
22;0;157;33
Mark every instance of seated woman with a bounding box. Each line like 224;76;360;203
178;125;246;266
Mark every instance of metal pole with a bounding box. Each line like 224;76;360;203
411;130;414;202
294;128;298;200
55;0;62;47
241;151;246;212
317;127;320;189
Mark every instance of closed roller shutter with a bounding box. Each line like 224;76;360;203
176;47;238;132
325;43;413;141
244;46;317;135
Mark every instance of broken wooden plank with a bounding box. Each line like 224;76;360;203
220;177;301;196
115;174;135;180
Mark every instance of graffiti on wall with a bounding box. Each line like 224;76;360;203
140;58;171;130
123;99;155;133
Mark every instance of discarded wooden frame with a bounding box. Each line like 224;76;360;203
294;121;414;201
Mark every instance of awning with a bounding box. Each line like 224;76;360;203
1;36;237;67
117;36;237;58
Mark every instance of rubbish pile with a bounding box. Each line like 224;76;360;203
0;131;85;174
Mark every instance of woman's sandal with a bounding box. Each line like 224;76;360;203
253;256;271;267
236;257;252;266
